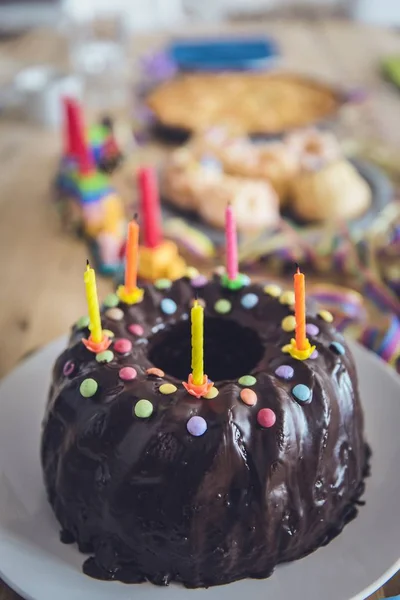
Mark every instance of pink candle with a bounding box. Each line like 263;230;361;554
225;203;238;281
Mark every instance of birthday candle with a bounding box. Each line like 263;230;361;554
191;300;204;385
84;261;102;343
294;266;307;351
226;203;238;281
125;217;139;293
138;166;162;249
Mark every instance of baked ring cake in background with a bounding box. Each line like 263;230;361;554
41;208;369;589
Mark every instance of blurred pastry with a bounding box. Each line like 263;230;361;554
198;176;280;232
291;159;371;222
285;128;341;170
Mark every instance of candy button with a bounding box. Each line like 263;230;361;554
159;383;177;395
161;298;177;315
264;284;281;297
241;293;259;309
103;293;119;308
330;342;345;355
134;399;153;418
240;274;251;286
63;360;75;377
146;367;165;378
306;323;320;336
155;278;172;291
119;367;137;381
214;299;232;314
76;316;90;329
275;365;294;380
240;388;257;406
105;307;124;321
257;408;276;428
191;275;208;288
80;378;98;398
96;350;114;363
318;310;333;323
129;324;144;336
281;315;296;332
114;338;132;354
238;375;256;386
292;384;312;404
102;329;115;339
204;387;219;399
279;291;295;305
187;416;207;437
310;349;319;359
185;266;200;279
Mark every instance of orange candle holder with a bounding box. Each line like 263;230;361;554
138;239;186;282
183;374;214;399
82;334;112;353
283;338;316;361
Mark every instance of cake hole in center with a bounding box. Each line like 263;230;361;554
148;318;264;382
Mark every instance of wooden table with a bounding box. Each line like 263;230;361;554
0;19;399;600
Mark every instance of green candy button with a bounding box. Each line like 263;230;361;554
214;299;232;314
80;378;98;398
103;293;119;308
134;399;154;418
238;375;257;387
96;350;114;363
155;278;172;290
76;316;90;329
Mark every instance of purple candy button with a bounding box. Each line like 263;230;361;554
187;416;207;437
310;350;319;359
306;323;320;336
275;365;294;380
191;275;208;288
63;360;75;377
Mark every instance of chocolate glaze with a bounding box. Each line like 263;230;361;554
41;275;368;588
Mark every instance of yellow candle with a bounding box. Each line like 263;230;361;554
84;261;102;343
191;300;204;385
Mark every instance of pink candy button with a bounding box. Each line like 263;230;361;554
114;338;133;354
128;324;144;336
119;367;137;381
257;408;276;428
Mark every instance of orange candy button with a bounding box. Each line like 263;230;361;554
146;367;165;378
240;388;257;406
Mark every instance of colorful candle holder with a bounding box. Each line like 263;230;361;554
117;285;144;305
138;240;187;282
283;338;316;361
82;334;112;354
220;272;249;291
183;374;214;399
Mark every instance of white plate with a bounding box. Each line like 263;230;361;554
0;338;399;600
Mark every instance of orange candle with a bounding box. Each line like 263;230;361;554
294;266;307;351
125;218;139;293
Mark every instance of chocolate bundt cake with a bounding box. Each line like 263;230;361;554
41;273;369;588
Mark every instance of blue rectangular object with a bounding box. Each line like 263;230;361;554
168;37;279;71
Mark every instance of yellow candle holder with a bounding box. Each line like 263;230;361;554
183;374;214;399
138;240;186;282
82;334;112;353
282;338;316;361
117;285;144;305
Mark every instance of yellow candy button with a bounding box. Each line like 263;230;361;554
281;315;296;332
159;383;177;395
279;291;295;305
318;310;334;323
264;284;282;298
204;387;219;399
